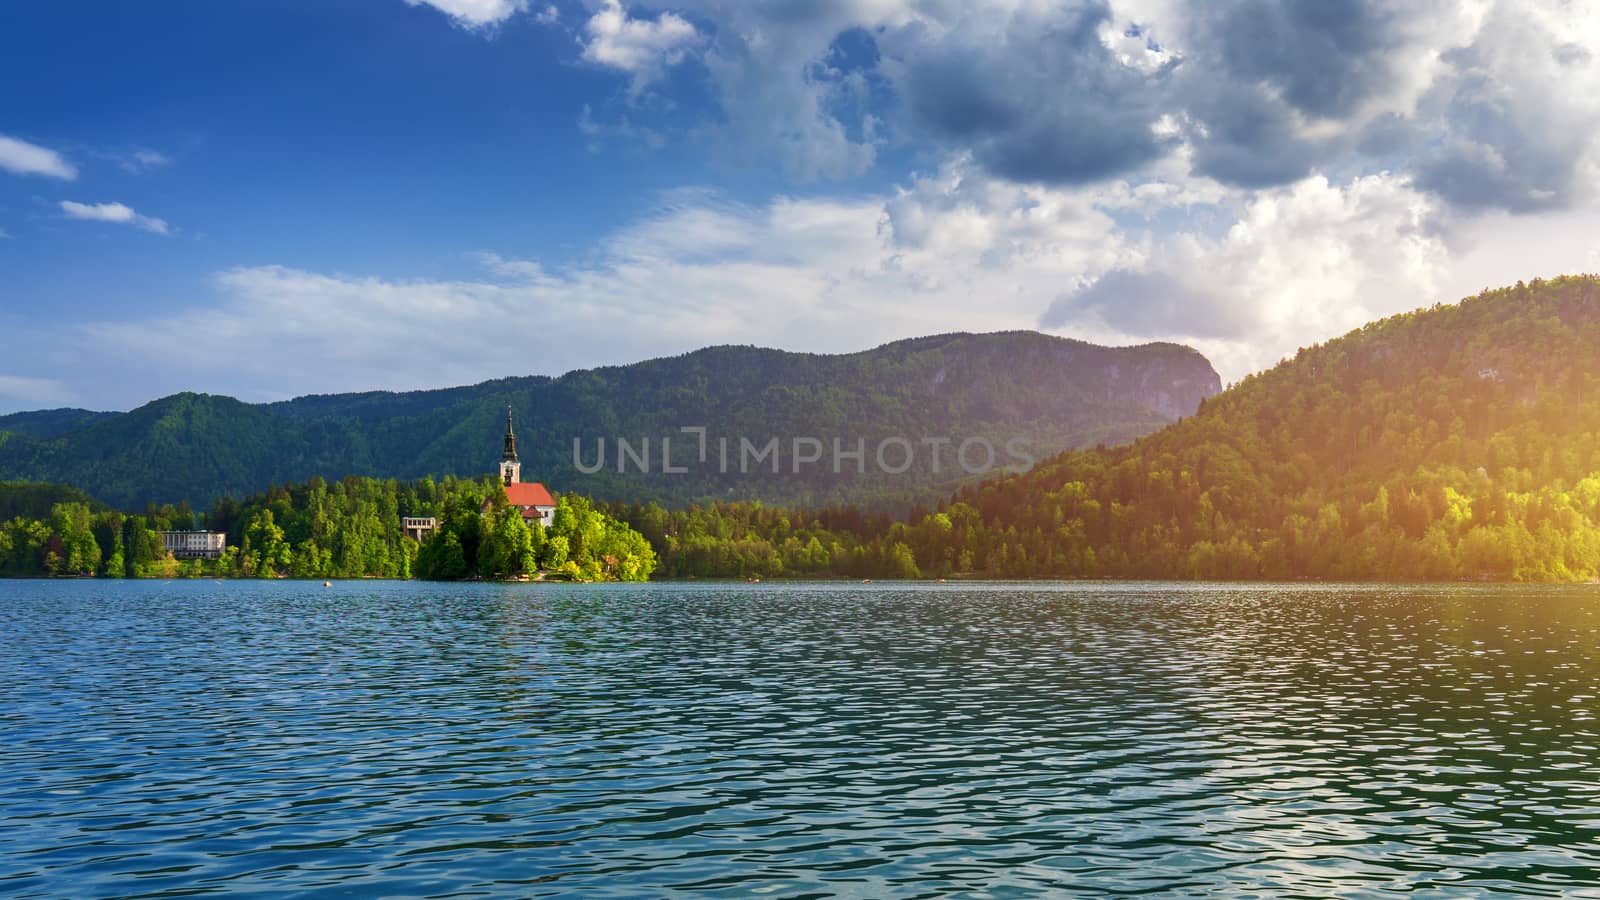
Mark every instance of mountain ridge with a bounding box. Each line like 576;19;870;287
0;331;1221;511
901;275;1600;580
0;408;120;439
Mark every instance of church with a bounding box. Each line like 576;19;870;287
484;407;557;527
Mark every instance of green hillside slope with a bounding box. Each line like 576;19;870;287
897;276;1600;581
0;332;1220;511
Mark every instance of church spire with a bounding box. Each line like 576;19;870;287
502;405;519;462
499;406;522;486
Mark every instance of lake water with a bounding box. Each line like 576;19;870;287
3;581;1599;897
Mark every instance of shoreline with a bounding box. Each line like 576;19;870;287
2;575;1589;586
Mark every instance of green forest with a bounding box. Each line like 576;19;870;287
909;276;1600;582
0;332;1216;512
10;277;1600;583
604;500;923;579
0;476;655;582
595;277;1600;583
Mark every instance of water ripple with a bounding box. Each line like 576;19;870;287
3;580;1600;897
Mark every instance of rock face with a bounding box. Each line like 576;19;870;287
1130;353;1225;422
0;331;1221;511
895;331;1219;430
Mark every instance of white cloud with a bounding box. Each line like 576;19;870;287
580;0;700;91
0;375;74;408
57;173;1202;400
0;134;76;180
1068;173;1450;379
49;154;1600;405
1410;1;1600;211
8;0;1597;415
59;201;170;235
575;0;908;179
548;0;1600;218
404;0;527;29
80;196;896;399
884;162;1350;371
65;194;903;399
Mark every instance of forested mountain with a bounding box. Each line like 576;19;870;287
0;409;117;439
888;276;1600;581
0;332;1219;510
13;277;1600;583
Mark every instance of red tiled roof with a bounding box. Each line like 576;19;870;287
504;482;556;507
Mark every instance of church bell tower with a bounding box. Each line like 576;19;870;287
500;406;522;486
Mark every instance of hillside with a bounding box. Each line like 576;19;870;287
0;409;117;439
889;276;1600;581
0;332;1220;510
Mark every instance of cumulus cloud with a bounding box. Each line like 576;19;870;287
1412;3;1600;212
79;195;896;400
69;184;1043;400
546;0;1600;219
31;0;1600;405
0;134;77;179
1154;0;1600;213
882;155;1134;278
1080;0;1479;190
59;201;170;235
581;0;701;91
576;0;908;179
65;161;1462;405
1042;269;1247;339
1038;172;1449;376
393;0;1600;217
691;20;880;179
1201;0;1406;119
404;0;528;29
877;1;1174;185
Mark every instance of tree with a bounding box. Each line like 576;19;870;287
480;506;536;578
423;531;469;580
50;503;101;575
539;534;570;571
246;509;291;577
885;542;920;579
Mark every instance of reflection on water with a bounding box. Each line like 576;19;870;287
2;580;1599;897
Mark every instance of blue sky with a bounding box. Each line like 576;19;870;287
3;0;1599;413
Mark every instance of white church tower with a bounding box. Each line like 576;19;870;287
500;406;522;486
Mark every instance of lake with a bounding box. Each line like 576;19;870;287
2;580;1599;897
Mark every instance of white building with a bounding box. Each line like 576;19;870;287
158;531;227;560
